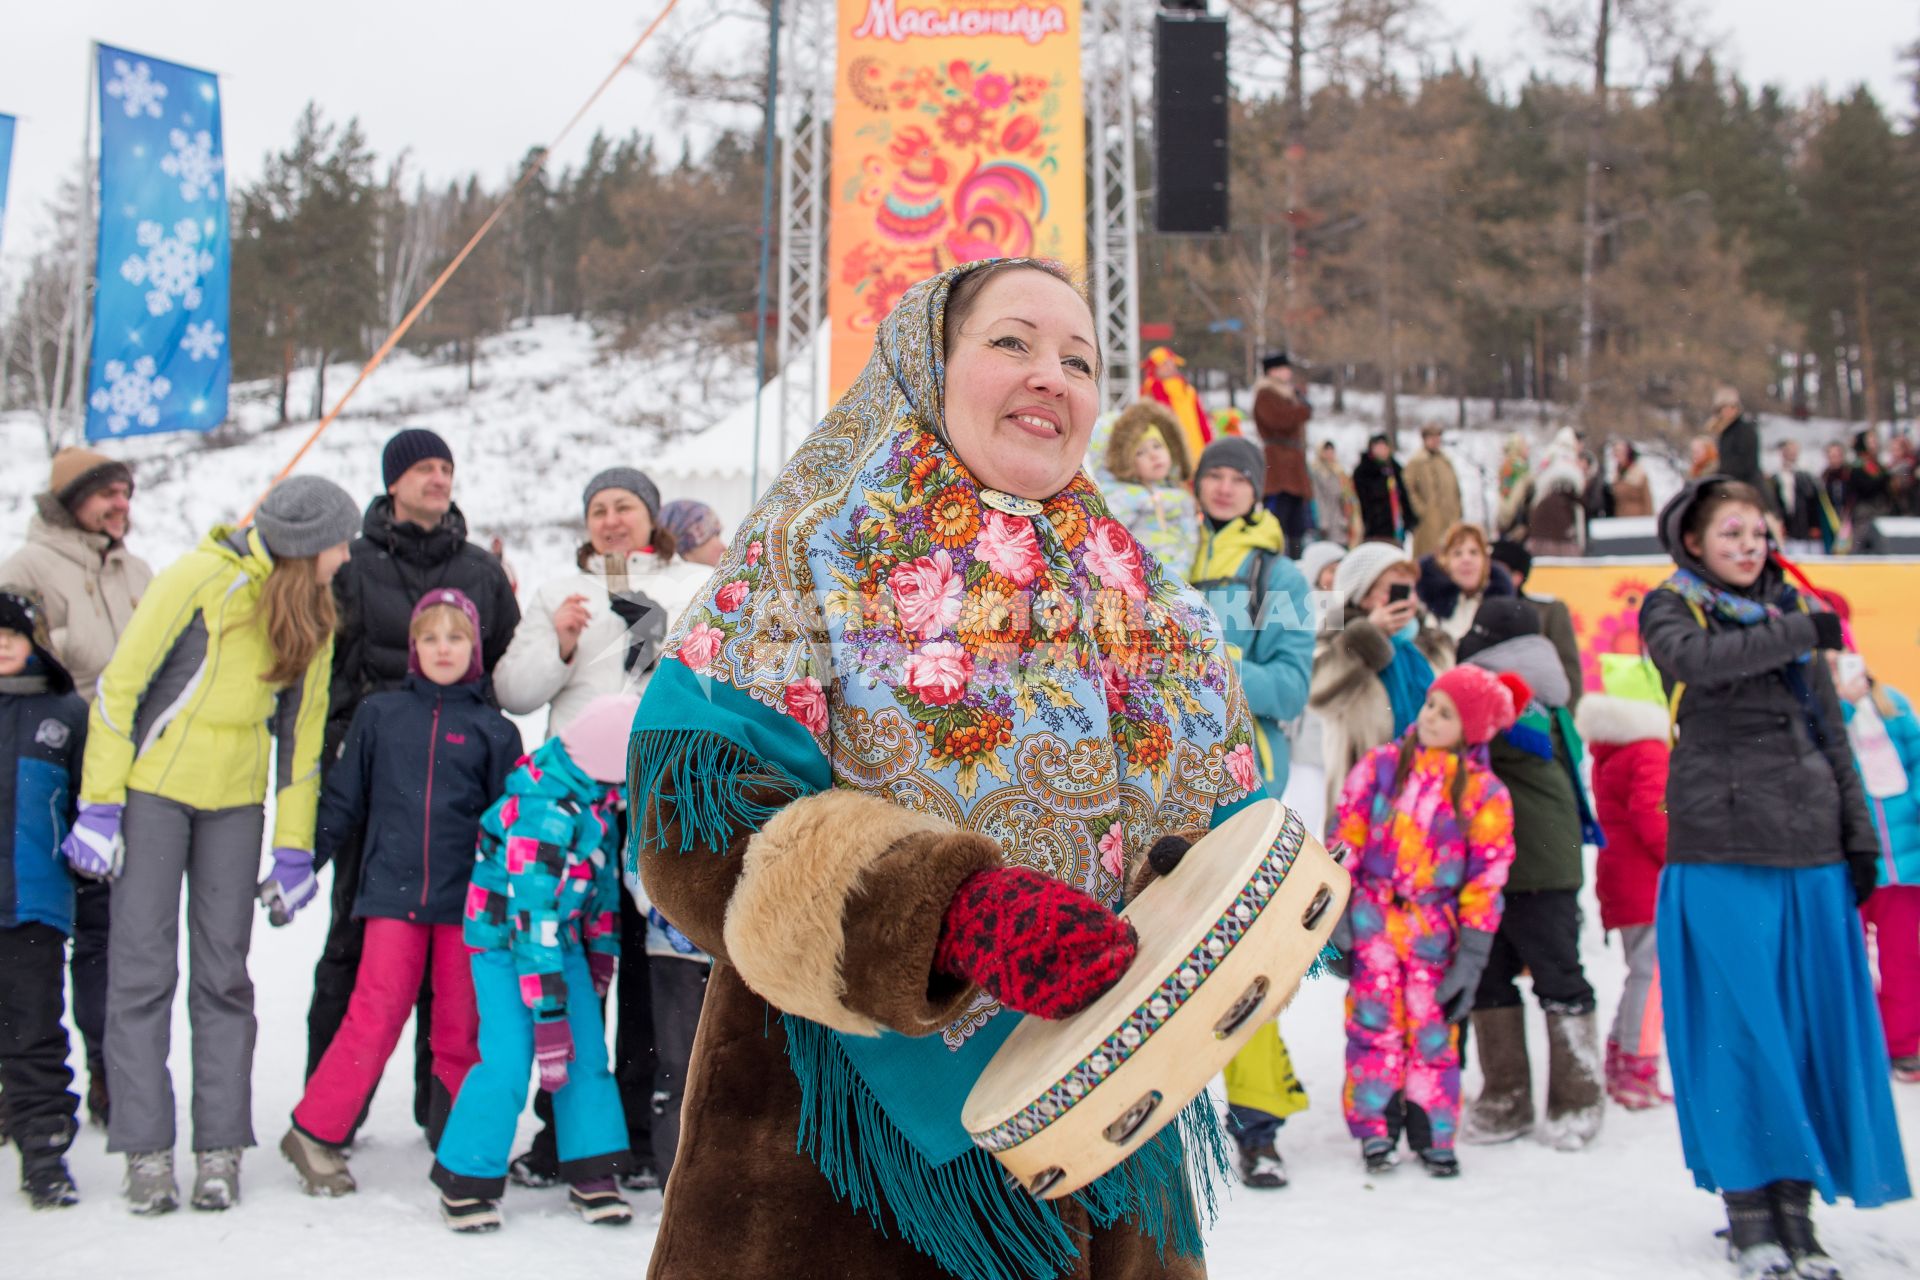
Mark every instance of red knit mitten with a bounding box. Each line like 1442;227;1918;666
934;866;1139;1020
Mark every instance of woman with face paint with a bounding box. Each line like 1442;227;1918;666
1640;476;1910;1280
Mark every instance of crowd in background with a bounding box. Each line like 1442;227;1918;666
0;330;1913;1280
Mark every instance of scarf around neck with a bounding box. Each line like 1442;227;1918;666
630;261;1263;1279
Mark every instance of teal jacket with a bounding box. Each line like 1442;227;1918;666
462;737;622;1022
1189;520;1315;793
1842;686;1920;887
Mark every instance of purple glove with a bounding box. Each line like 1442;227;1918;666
589;952;616;998
534;1019;573;1093
62;803;125;881
257;848;317;926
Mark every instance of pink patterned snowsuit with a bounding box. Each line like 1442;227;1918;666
1334;741;1515;1148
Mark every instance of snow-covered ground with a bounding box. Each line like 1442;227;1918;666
2;321;1915;1276
4;843;1917;1279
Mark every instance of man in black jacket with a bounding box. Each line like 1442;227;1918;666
1769;439;1825;556
1351;433;1419;545
306;428;522;1129
1708;386;1773;517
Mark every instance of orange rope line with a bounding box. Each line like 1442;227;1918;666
242;0;682;521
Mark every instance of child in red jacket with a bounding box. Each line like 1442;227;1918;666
1575;676;1673;1110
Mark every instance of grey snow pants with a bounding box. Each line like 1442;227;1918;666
105;791;264;1155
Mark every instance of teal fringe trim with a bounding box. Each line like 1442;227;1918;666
626;728;801;861
782;1016;1230;1280
1308;942;1342;981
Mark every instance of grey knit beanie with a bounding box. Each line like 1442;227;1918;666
254;475;361;559
583;467;661;521
1193;436;1266;506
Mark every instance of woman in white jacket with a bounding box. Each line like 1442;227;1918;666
489;466;712;1189
493;468;711;738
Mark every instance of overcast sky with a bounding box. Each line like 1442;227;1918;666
1;0;1912;267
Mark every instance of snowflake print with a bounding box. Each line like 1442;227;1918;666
105;59;168;119
160;129;223;202
180;320;225;362
120;219;214;317
89;357;173;434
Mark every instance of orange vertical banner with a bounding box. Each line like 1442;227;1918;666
827;0;1087;400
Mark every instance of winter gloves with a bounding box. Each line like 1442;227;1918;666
61;803;125;880
1327;907;1355;981
1436;927;1497;1023
534;1020;573;1093
1849;853;1880;908
589;952;617;998
1810;612;1844;651
258;848;319;926
934;866;1138;1020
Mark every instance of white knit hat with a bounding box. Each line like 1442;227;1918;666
1332;541;1414;608
1298;541;1347;591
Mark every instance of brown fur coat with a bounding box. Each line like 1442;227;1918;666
637;753;1207;1280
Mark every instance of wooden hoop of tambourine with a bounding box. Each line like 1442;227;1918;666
960;799;1349;1200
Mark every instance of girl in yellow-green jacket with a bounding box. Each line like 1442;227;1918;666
61;475;360;1215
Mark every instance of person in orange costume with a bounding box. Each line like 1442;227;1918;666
1141;346;1211;465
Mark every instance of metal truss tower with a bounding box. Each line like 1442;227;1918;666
1086;0;1143;412
776;0;832;463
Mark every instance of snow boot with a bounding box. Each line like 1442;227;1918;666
1607;1036;1672;1110
190;1147;242;1211
1769;1180;1843;1280
1361;1138;1398;1174
441;1193;502;1233
1540;1009;1604;1150
124;1150;179;1215
280;1126;356;1197
1235;1140;1288;1189
1723;1188;1793;1279
1891;1056;1920;1084
569;1178;633;1226
619;1161;662;1192
1464;1005;1534;1144
24;1159;80;1209
1417;1147;1460;1178
508;1147;560;1189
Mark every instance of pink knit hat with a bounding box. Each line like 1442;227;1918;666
1428;666;1531;746
558;694;641;784
408;588;483;683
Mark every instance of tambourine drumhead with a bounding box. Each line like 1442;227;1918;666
961;799;1349;1200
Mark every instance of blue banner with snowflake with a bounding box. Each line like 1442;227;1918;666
85;45;228;441
0;114;15;253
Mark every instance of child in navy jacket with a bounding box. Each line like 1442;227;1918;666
275;589;521;1195
0;586;89;1208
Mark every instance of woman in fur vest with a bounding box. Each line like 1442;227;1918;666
1307;542;1454;823
628;260;1268;1280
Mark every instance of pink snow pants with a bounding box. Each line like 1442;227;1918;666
293;919;479;1144
1863;884;1920;1059
1343;896;1463;1148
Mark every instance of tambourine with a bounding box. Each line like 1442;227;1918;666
961;799;1349;1199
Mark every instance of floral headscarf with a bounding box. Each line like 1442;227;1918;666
631;260;1260;1278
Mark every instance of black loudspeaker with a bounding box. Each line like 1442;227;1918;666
1153;14;1229;235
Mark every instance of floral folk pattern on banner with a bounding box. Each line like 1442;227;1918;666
827;0;1085;398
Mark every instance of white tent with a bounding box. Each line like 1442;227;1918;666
651;331;831;529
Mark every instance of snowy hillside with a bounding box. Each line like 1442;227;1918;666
0;313;1866;571
2;320;1914;1277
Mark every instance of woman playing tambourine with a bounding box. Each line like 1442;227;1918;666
629;260;1268;1279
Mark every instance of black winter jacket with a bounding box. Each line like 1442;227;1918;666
327;498;520;757
1640;479;1875;875
315;675;523;924
1352;456;1418;541
1415;556;1515;624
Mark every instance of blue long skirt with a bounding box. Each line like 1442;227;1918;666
1658;862;1910;1207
